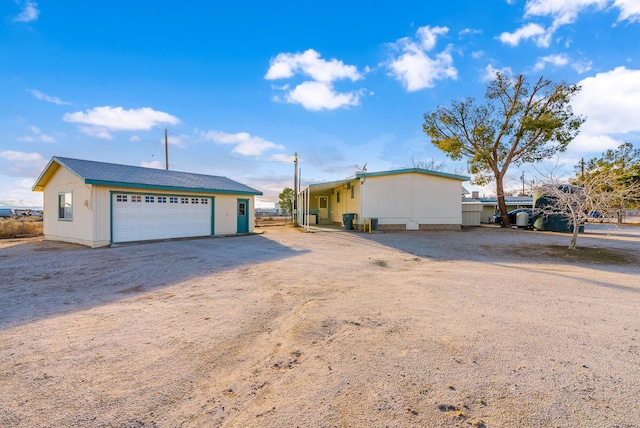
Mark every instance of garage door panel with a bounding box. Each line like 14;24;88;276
112;194;212;243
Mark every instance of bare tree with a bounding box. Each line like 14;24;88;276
407;157;467;175
535;171;640;250
408;156;447;171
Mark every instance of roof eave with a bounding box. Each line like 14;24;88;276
355;168;470;181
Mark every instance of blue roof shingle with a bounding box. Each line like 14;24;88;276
34;157;262;195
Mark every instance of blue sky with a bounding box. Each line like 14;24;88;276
1;0;639;208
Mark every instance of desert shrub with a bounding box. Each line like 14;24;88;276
0;217;43;239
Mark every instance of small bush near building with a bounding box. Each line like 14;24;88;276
0;217;43;239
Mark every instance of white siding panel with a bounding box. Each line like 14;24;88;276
361;173;462;225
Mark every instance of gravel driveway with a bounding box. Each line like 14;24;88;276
1;225;639;427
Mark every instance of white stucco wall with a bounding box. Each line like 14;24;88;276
42;167;95;247
360;173;462;226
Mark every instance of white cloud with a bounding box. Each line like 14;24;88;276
0;151;47;176
16;125;56;143
268;153;296;162
79;126;113;140
481;64;514;82
265;49;364;111
63;106;179;138
386;26;458;92
199;130;284;156
26;89;69;105
129;135;141;142
285;81;360;111
459;28;483;37
502;0;638;51
614;0;640;22
141;160;163;169
567;67;640;155
0;178;43;208
572;67;640;136
524;0;609;26
571;60;593;74
568;133;622;153
533;53;570;70
265;49;362;82
415;26;449;51
13;0;39;23
498;23;549;47
64;106;179;131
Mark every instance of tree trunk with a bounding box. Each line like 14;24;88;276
568;224;579;250
495;176;511;228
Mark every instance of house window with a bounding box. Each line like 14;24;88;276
145;196;154;203
201;198;208;204
351;186;355;199
319;197;327;209
132;195;142;203
336;191;341;203
181;197;189;203
158;197;167;203
169;197;178;203
191;198;199;204
58;192;72;220
116;195;127;202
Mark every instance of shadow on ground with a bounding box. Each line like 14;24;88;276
0;235;307;328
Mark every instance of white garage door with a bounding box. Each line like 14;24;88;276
112;194;212;243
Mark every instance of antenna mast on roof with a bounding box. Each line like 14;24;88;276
355;163;367;185
165;129;169;170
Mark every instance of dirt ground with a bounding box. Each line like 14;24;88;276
1;225;639;427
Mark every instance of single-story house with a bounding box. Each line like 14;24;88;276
32;157;262;247
297;168;469;231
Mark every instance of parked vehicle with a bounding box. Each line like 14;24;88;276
493;208;534;228
0;208;16;218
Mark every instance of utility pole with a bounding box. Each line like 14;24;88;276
521;171;525;196
165;129;169;170
293;152;298;226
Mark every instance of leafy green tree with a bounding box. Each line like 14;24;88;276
423;73;584;227
278;187;295;216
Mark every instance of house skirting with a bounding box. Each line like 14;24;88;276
353;224;461;231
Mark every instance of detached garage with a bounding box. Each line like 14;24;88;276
32;157;262;248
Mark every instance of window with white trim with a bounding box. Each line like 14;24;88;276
170;197;178;203
145;196;154;203
158;197;167;203
132;195;142;202
116;194;128;202
181;197;189;204
58;192;72;220
201;198;208;204
191;198;199;204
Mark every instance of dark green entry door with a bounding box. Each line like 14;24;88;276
237;199;249;233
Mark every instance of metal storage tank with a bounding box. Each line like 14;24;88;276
532;190;584;233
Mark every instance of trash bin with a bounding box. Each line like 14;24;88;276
342;213;356;230
516;212;529;228
370;218;378;231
